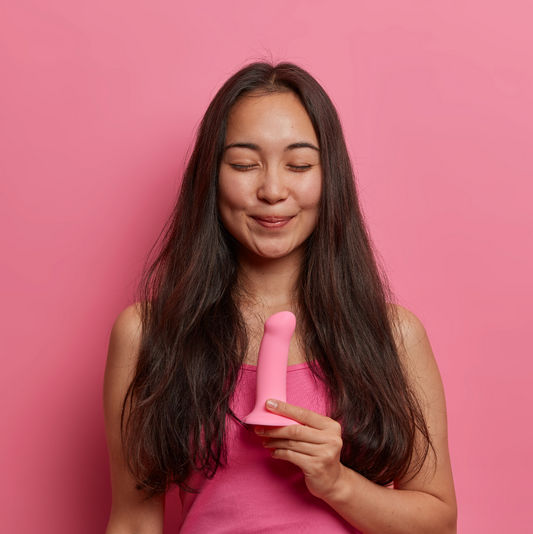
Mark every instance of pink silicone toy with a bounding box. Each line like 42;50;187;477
243;311;300;426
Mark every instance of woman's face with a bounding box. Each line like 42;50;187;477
218;91;322;264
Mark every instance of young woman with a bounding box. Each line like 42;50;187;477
104;62;457;533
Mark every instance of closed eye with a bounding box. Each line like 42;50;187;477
288;165;312;171
230;164;313;171
231;164;257;170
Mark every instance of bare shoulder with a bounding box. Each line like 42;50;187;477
107;303;144;370
110;303;143;347
104;303;144;423
387;303;427;347
386;303;448;422
387;303;435;374
113;302;143;333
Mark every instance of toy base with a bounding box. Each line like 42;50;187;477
243;410;300;426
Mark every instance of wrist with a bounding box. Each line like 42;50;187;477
322;463;352;505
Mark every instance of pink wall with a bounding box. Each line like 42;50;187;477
1;1;531;532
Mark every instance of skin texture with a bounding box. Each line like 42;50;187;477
256;305;457;533
104;304;165;534
104;91;457;533
218;91;325;367
218;91;322;273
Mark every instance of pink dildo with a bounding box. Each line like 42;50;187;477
243;311;300;426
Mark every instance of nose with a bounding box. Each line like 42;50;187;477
257;166;289;204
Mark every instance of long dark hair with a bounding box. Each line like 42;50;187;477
122;61;432;496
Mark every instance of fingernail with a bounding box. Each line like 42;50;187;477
266;400;278;408
255;426;264;435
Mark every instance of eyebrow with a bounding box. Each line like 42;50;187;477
224;141;320;152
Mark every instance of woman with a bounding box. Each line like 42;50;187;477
104;62;457;533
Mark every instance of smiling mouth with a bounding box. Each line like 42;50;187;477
252;216;294;229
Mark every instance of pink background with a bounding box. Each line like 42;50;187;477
1;1;532;532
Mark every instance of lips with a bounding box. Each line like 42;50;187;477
252;216;294;229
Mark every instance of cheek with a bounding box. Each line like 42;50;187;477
217;185;235;218
217;180;250;238
218;175;249;210
299;173;322;209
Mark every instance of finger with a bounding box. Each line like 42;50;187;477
269;446;315;472
265;399;337;431
255;422;325;444
262;437;318;456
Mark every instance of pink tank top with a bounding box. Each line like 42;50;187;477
178;362;361;533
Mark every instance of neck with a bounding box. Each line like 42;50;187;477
235;248;303;312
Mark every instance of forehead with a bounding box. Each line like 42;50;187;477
226;92;318;145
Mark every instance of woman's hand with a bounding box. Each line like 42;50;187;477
255;399;346;501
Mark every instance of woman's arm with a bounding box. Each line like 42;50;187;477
103;304;165;534
325;305;457;533
257;305;457;534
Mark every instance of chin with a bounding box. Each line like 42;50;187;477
255;245;301;260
